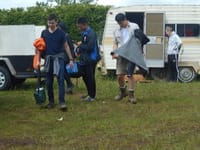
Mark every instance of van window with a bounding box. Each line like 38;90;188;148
177;24;200;37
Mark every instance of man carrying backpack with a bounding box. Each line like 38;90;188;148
76;17;101;102
112;13;148;104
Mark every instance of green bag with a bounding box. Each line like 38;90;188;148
34;66;46;105
34;87;46;104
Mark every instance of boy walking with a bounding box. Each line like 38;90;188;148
41;14;73;110
76;17;101;102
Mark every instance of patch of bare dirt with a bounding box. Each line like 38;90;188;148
0;137;37;149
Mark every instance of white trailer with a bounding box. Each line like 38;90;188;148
101;5;200;82
0;25;45;90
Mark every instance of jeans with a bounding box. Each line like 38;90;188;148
80;63;97;98
46;57;65;104
168;54;179;81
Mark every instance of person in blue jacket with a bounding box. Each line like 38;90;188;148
76;17;101;102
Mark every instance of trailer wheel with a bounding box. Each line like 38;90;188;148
0;66;11;90
178;67;196;83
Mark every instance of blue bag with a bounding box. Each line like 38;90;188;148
66;62;79;74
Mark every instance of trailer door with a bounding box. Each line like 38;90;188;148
145;13;165;68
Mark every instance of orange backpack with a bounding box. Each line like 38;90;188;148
33;38;46;52
33;38;46;69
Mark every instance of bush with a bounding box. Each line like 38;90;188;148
0;4;110;41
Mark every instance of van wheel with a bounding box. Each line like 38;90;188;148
0;66;11;90
178;67;196;83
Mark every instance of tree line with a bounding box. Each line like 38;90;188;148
0;4;110;41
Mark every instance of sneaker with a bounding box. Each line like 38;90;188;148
81;95;95;102
80;95;89;100
60;103;67;111
45;103;55;109
66;84;75;94
66;87;73;94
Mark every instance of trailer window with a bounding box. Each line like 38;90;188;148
126;12;144;31
177;24;200;37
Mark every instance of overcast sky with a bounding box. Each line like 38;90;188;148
0;0;200;9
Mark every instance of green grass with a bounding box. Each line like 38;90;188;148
0;73;200;150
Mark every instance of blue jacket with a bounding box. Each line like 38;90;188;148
79;27;101;65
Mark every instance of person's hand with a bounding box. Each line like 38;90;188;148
75;52;80;57
75;47;81;57
69;60;74;68
76;41;82;46
112;54;119;59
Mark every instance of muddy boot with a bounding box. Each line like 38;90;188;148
114;86;128;101
128;90;137;104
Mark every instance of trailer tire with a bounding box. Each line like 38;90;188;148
178;67;196;83
0;66;11;90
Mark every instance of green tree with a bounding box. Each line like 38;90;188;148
79;0;96;4
0;4;110;42
49;0;96;5
36;2;48;7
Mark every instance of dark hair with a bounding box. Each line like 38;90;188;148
48;13;58;21
115;13;127;22
166;26;173;32
58;22;67;32
77;17;88;25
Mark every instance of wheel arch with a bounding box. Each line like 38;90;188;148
178;61;199;74
0;58;16;77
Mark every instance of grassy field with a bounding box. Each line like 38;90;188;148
0;73;200;150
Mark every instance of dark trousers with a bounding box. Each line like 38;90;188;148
168;54;179;81
80;63;97;98
46;58;65;104
64;69;73;88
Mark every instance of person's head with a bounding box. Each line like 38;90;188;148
58;22;67;33
165;26;173;36
47;13;58;30
77;17;88;31
115;13;128;28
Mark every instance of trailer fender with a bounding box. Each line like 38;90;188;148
178;61;200;74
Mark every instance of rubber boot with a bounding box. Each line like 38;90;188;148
114;86;128;101
128;90;137;104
